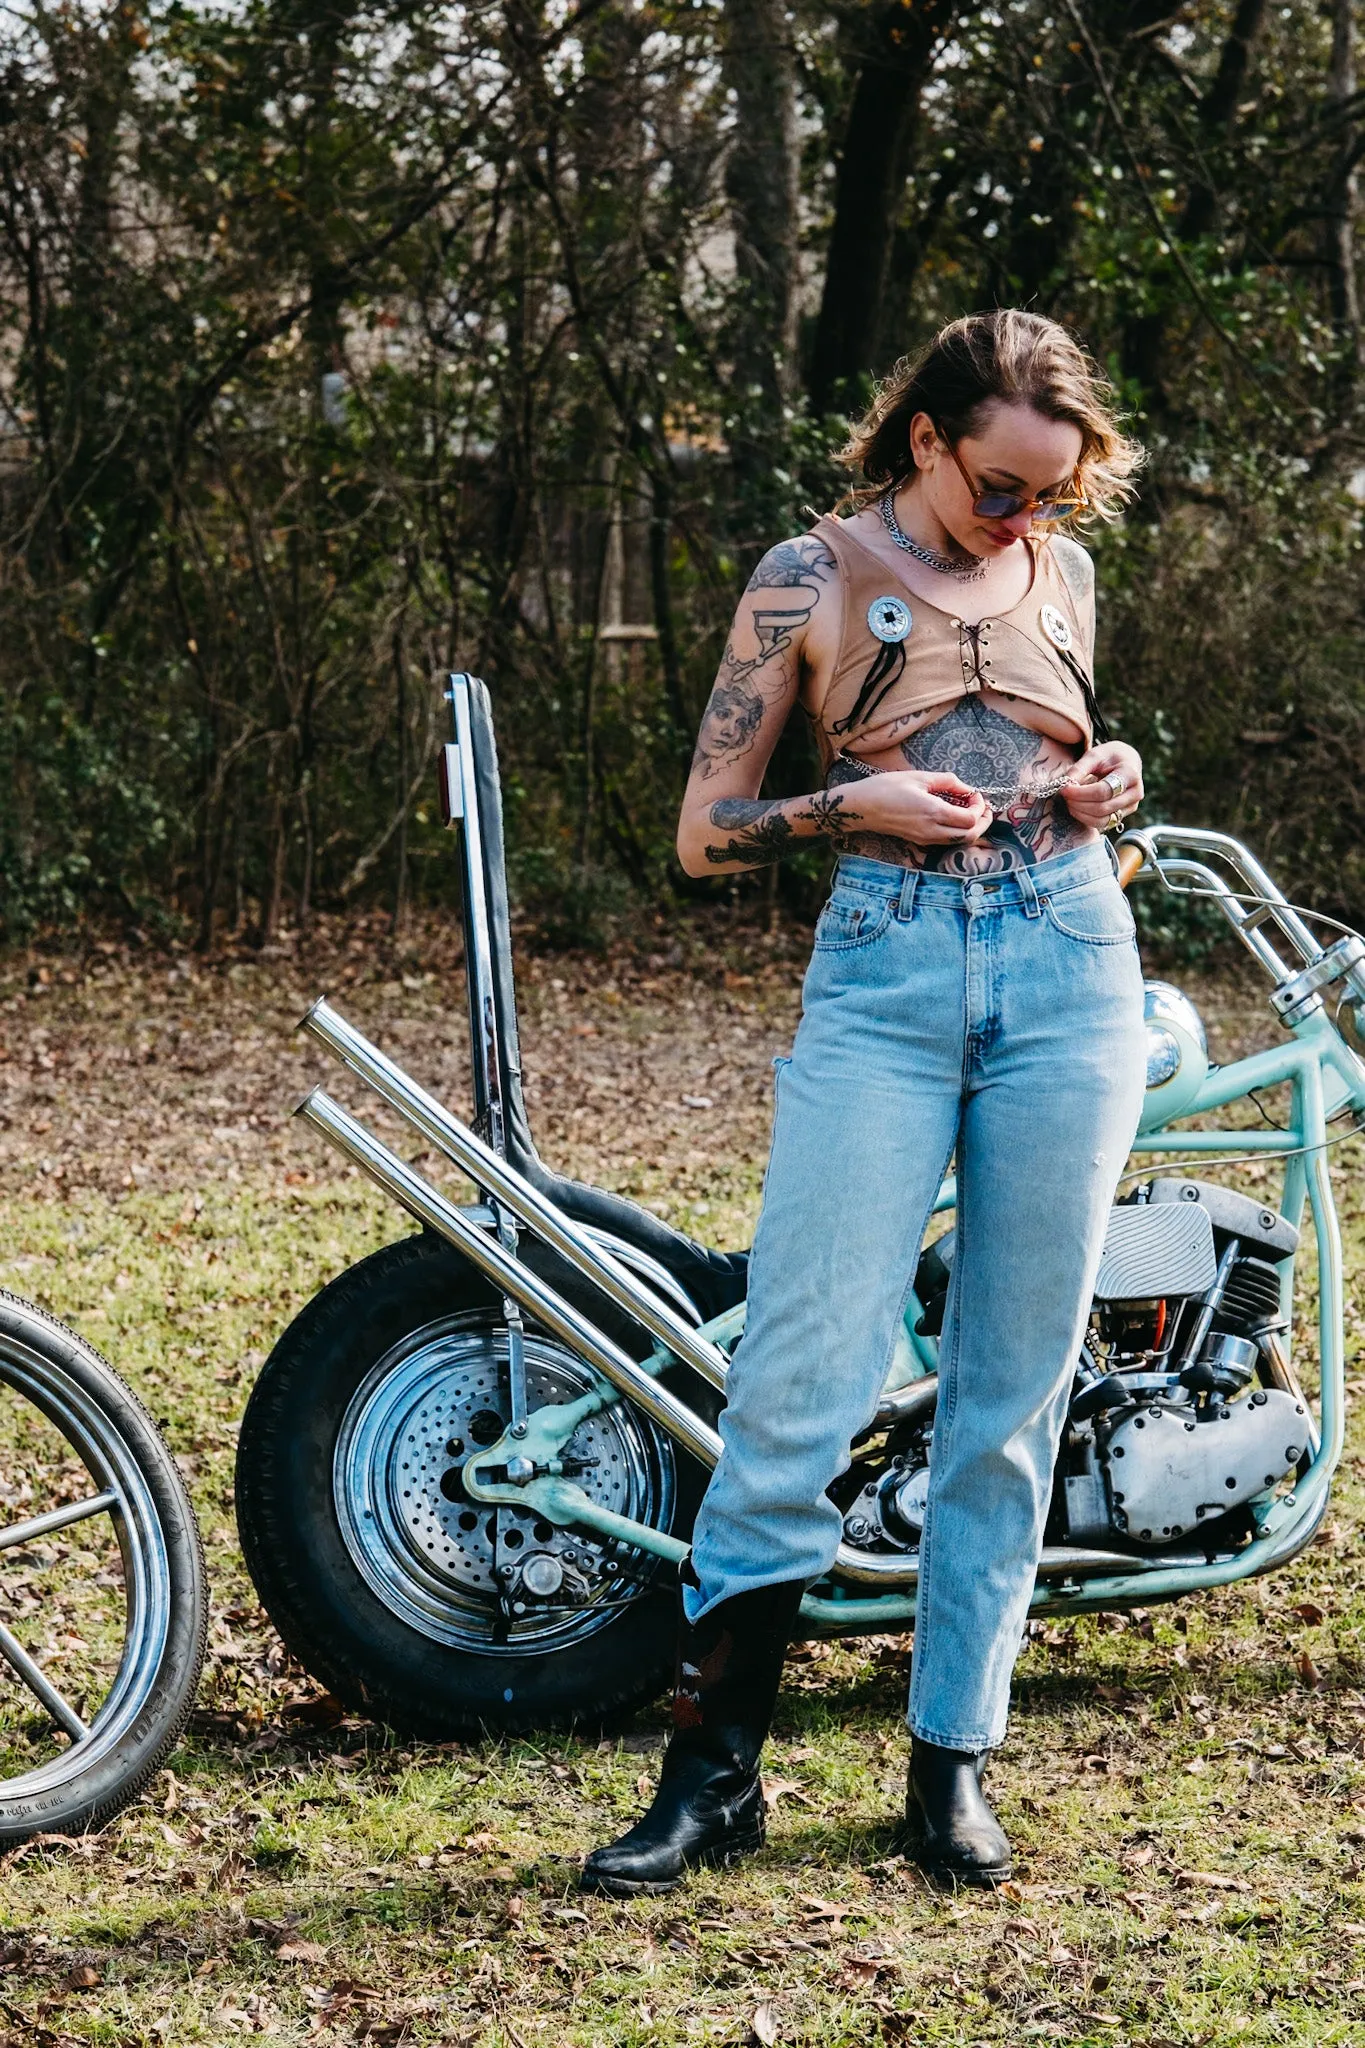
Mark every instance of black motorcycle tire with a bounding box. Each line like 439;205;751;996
235;1230;717;1740
0;1292;207;1840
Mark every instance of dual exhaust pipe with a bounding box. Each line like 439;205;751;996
298;1000;1142;1590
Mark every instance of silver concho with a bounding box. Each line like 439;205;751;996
1040;602;1073;651
867;595;913;644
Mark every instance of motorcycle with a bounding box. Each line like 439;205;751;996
235;671;1365;1737
0;1292;206;1835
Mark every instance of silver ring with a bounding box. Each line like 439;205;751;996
1105;770;1126;798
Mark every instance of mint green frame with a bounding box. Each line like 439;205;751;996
466;1002;1363;1631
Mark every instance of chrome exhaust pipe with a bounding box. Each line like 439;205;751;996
296;1088;723;1472
302;1000;729;1397
831;1541;1153;1590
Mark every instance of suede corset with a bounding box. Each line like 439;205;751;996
805;513;1102;771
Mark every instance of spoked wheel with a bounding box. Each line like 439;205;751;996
0;1293;207;1839
236;1231;712;1737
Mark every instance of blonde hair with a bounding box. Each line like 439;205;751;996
837;309;1143;524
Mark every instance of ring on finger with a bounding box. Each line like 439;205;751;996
1105;769;1126;798
1106;811;1123;833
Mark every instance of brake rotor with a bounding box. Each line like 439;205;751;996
334;1313;675;1652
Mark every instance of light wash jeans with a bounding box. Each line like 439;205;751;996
686;840;1147;1751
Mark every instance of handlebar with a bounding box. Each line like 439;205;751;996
1116;825;1365;1050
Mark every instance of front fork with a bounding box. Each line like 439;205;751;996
491;1199;532;1630
464;1307;747;1569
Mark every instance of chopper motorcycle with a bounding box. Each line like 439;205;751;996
235;672;1365;1737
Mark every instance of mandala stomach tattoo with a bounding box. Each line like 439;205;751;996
828;700;1094;875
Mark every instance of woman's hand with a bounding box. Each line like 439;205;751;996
855;769;994;845
1062;743;1144;832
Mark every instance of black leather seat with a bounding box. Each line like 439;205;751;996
462;678;749;1324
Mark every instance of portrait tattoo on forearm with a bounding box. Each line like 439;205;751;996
690;538;836;780
703;790;860;867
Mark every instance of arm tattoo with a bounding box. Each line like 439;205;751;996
702;790;861;867
743;538;834;592
691;539;836;780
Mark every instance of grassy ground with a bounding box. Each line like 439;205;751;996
0;919;1361;2046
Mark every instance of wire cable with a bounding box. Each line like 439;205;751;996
1116;1112;1365;1190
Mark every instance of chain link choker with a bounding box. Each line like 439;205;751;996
878;493;989;582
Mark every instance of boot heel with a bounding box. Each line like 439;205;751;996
699;1782;766;1866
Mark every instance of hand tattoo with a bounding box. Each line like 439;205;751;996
691;538;835;780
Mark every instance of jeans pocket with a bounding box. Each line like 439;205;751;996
1042;875;1138;947
812;889;893;953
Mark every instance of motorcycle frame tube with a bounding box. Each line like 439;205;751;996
301;998;729;1397
295;1089;724;1471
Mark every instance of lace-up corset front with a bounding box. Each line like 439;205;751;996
804;513;1104;773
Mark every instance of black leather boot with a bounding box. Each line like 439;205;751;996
902;1736;1012;1887
580;1570;806;1896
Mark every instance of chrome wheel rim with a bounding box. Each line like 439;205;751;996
334;1312;675;1653
0;1328;173;1798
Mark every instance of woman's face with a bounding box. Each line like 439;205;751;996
910;401;1084;560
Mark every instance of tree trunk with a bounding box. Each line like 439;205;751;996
648;468;691;752
392;612;409;934
1178;0;1269;243
721;0;800;485
809;0;960;414
1121;0;1269;406
1325;0;1362;373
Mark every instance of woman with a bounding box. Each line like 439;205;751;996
582;310;1148;1895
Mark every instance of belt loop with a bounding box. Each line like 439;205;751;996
1015;866;1042;919
1104;837;1121;878
897;868;920;922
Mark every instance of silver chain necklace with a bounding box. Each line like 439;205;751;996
879;492;988;582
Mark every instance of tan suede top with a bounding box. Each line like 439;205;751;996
806;513;1098;770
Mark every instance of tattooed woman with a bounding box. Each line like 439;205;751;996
583;310;1148;1894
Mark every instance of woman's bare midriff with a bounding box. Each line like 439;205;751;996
827;688;1099;876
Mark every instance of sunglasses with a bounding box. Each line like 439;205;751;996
937;428;1086;524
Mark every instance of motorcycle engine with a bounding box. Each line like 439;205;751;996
839;1177;1311;1561
1059;1177;1309;1550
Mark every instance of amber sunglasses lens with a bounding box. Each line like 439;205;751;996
971;491;1027;519
972;490;1081;522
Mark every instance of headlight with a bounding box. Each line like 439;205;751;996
1138;981;1210;1132
1145;1028;1182;1089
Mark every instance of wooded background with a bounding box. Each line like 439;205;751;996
1;0;1361;948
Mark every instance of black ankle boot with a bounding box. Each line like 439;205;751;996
902;1736;1012;1887
580;1571;806;1897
